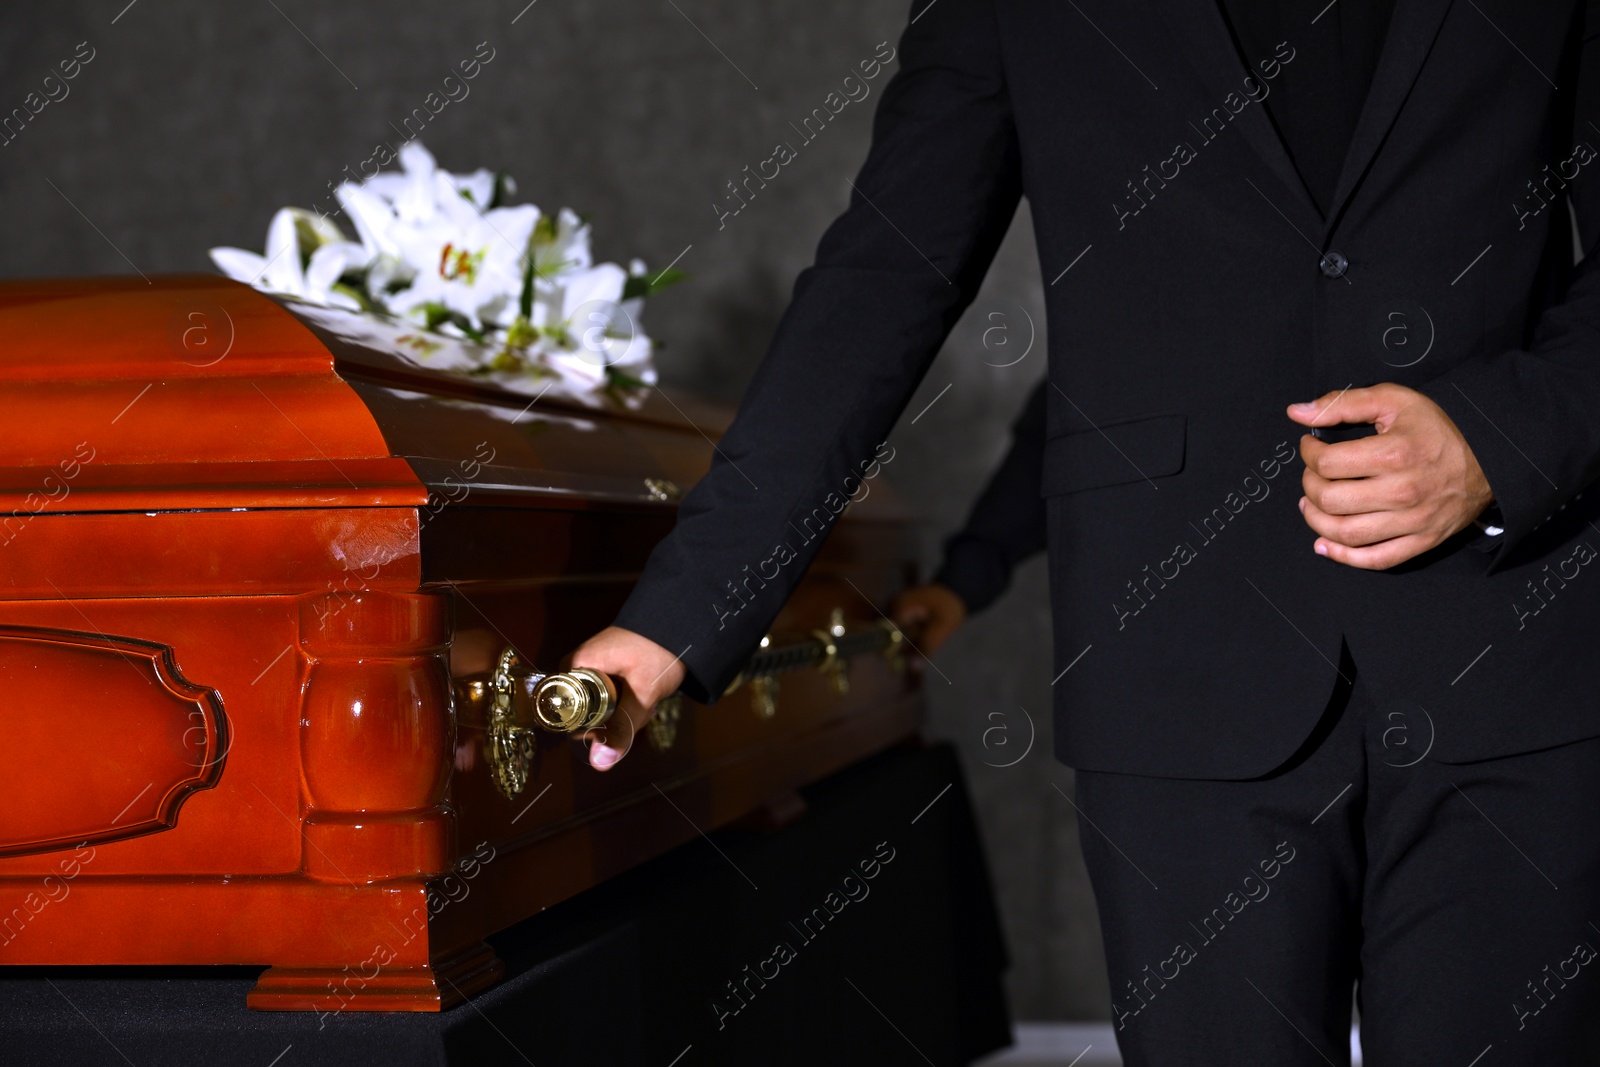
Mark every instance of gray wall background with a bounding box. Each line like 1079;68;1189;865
0;0;1107;1020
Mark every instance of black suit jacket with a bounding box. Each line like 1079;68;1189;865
931;378;1049;615
616;0;1600;778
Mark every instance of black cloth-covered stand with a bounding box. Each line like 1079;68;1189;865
0;741;1012;1066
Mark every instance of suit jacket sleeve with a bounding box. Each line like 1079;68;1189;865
1415;11;1600;563
932;376;1049;613
611;0;1023;704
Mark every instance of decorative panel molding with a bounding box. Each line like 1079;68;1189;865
0;626;226;857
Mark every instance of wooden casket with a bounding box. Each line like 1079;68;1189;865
0;275;923;1011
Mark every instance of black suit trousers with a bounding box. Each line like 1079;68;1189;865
1074;646;1600;1066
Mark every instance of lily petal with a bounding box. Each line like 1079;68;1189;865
262;208;308;295
209;246;268;285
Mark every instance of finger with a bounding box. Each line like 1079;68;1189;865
1296;433;1349;482
894;601;931;627
1305;435;1414;483
1286;385;1394;428
1301;496;1424;547
920;615;959;656
1297;434;1386;482
585;691;649;771
1302;468;1416;515
1314;532;1436;570
587;712;638;769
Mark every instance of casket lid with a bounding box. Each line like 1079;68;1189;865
0;275;729;514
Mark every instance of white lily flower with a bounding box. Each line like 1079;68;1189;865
334;182;404;260
386;202;540;329
259;208;308;294
362;143;497;214
534;208;593;276
305;241;369;308
363;252;415;302
210;206;366;309
560;262;626;321
209;246;270;287
451;167;499;211
392;140;442;223
544;263;657;386
210;139;662;397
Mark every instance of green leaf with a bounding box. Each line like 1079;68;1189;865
606;366;651;390
648;267;687;292
490;171;515;209
623;267;687;301
329;281;376;312
418;300;486;344
457;317;486;345
420;302;453;331
518;244;536;320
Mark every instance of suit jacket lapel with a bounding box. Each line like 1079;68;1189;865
1151;0;1322;227
1323;0;1457;233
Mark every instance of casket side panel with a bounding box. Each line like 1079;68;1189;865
421;503;922;948
0;506;436;878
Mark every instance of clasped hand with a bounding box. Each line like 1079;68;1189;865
1287;383;1494;570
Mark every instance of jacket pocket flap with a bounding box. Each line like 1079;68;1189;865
1040;413;1186;495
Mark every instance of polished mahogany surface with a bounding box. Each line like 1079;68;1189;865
0;275;922;1011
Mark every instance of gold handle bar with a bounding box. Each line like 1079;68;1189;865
483;614;909;799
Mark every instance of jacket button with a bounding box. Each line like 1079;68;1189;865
1319;250;1349;278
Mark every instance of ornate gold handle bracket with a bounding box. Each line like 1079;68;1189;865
723;610;908;718
486;650;624;799
486;648;536;800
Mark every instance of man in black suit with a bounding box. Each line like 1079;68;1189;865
572;1;1600;1061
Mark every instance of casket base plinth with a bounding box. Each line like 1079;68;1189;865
247;941;504;1012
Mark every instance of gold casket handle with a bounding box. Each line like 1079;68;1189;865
483;614;912;798
531;667;617;732
491;650;616;735
487;651;623;799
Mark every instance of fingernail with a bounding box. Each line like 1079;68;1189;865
592;746;620;769
1314;542;1328;556
1298;497;1307;513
